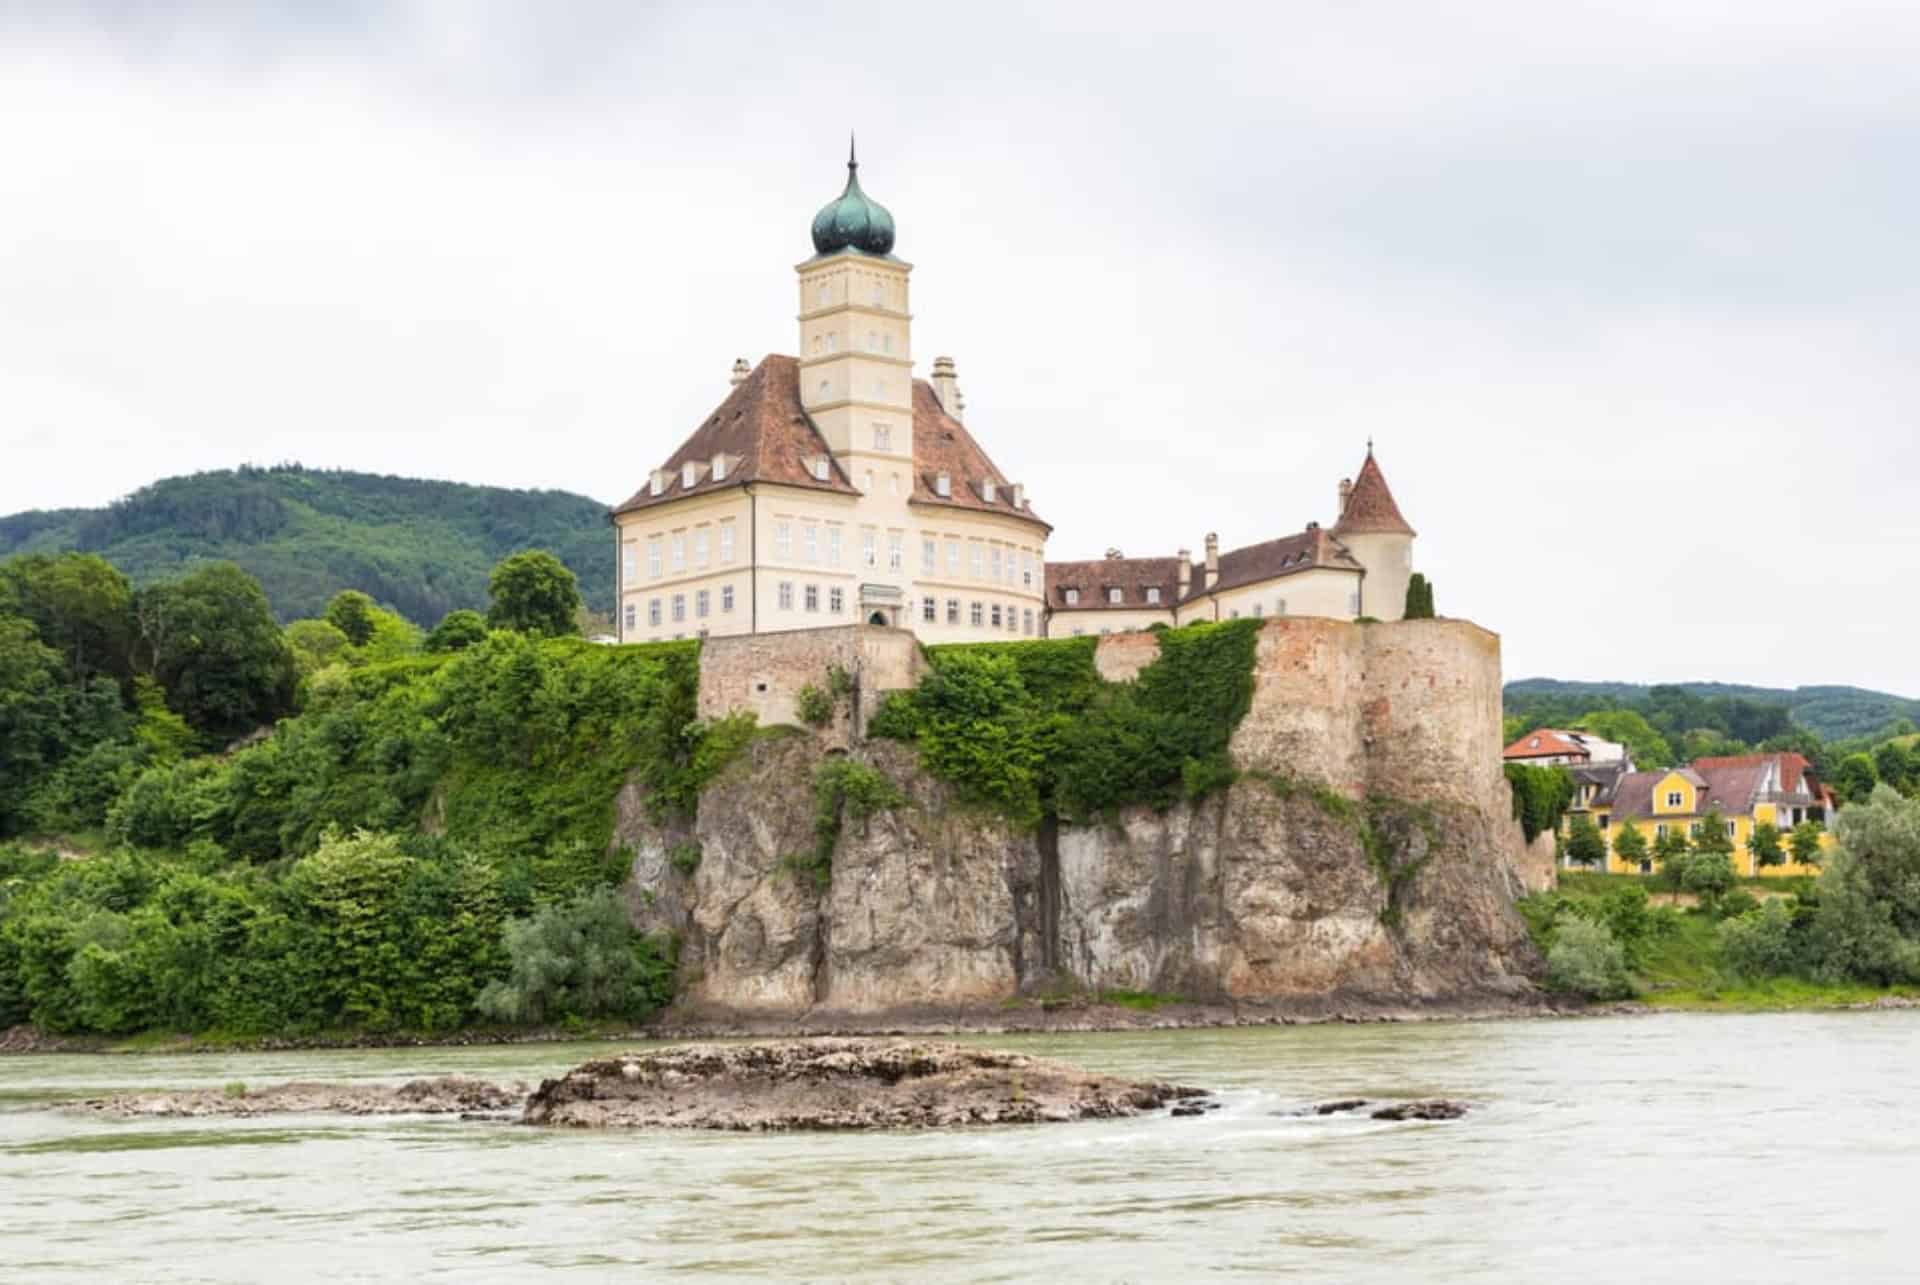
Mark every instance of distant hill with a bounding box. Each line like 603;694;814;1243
1505;678;1920;743
0;465;613;626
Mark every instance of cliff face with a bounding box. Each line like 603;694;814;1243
620;616;1546;1021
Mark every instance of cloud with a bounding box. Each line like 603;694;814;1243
1;2;1915;693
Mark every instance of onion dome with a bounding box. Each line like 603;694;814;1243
810;136;895;257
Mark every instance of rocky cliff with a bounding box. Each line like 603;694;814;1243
619;618;1547;1023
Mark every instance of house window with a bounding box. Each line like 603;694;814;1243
970;601;984;627
1023;608;1035;635
695;589;709;618
1064;588;1080;606
810;458;830;482
991;604;1003;628
946;540;961;574
672;594;686;622
775;522;792;559
883;333;893;353
970;545;984;579
803;524;818;563
874;425;892;451
828;527;842;565
1021;553;1033;588
1107;587;1122;604
922;537;937;574
1349;593;1361;615
647;538;662;578
991;548;1003;582
888;532;903;571
622;547;637;585
1690;822;1702;837
805;584;819;612
1147;586;1160;605
1727;820;1738;838
623;603;636;631
1656;823;1668;839
863;530;878;567
889;472;900;496
1598;814;1610;830
648;599;661;627
1277;599;1287;616
719;524;734;563
671;534;686;573
1251;602;1262;617
946;599;960;624
1007;607;1018;634
1666;791;1684;809
721;585;734;613
829;587;844;614
777;581;794;610
693;529;709;566
922;598;936;623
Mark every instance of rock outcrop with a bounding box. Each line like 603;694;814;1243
76;1075;523;1119
521;1038;1206;1130
623;618;1547;1025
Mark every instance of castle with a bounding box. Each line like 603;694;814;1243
612;146;1419;644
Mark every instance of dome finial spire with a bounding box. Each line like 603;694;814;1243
849;131;857;169
811;136;894;256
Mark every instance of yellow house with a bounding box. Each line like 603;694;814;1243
1564;752;1836;877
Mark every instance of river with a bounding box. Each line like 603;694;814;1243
0;1011;1910;1282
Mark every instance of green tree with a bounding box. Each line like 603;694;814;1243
1874;741;1913;794
1575;708;1675;769
1612;821;1649;871
1809;786;1920;983
133;563;296;739
0;618;81;831
1682;851;1735;914
1402;573;1435;620
323;590;379;646
1653;826;1692;891
476;886;674;1024
1692;808;1736;860
425;609;488;653
1565;815;1607;868
1835;753;1879;805
354;608;423;664
285;619;352;678
486;551;581;638
1720;899;1799;979
1746;820;1786;869
1789;819;1825;867
0;552;136;687
1545;916;1632;999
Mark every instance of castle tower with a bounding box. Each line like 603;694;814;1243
1331;443;1417;620
796;139;914;474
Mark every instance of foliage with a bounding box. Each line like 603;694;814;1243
1504;677;1905;744
1808;786;1920;984
1746;821;1785;869
1681;851;1735;912
1789;820;1825;867
425;609;488;654
1504;763;1575;843
324;591;379;646
486;550;582;638
0;617;131;836
1402;573;1435;620
666;842;702;875
1692;809;1734;858
285;619;353;678
475;886;674;1025
0;552;136;685
132;562;296;739
802;758;906;886
0;464;616;624
1545;917;1633;1000
795;683;834;727
1834;753;1879;805
1564;814;1607;867
1611;821;1649;869
1652;826;1692;891
1718;899;1802;980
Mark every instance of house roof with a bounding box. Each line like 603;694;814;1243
1504;729;1592;761
1609;771;1666;821
1205;528;1364;597
1694;752;1813;797
1611;755;1824;821
1045;556;1184;609
1332;449;1416;537
613;355;1047;530
1045;527;1362;611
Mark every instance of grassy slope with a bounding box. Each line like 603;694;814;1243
0;465;614;624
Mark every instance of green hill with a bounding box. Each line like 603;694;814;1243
0;465;613;626
1505;678;1920;742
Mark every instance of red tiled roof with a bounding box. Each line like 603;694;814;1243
1504;729;1591;761
1333;450;1415;537
1046;527;1362;611
1204;528;1364;597
1045;556;1184;610
613;356;1047;530
1694;752;1812;795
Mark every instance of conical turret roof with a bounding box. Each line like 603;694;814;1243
1332;447;1415;537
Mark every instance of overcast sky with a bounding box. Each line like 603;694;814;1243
2;2;1915;694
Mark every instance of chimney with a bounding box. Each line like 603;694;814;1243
1338;477;1352;515
730;357;751;387
1177;548;1192;598
1204;533;1220;590
931;355;962;420
1104;547;1125;560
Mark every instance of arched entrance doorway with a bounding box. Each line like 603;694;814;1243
867;611;890;627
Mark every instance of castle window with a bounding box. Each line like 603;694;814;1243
991;603;1002;629
922;598;936;623
810;458;830;481
647;538;662;578
622;547;636;585
828;527;843;565
671;534;686;573
775;522;792;559
982;480;997;502
1107;587;1122;604
777;581;794;611
803;524;818;563
1007;606;1018;634
672;594;686;623
623;603;636;632
872;283;884;305
719;524;734;563
889;473;900;496
1071;628;1084;637
863;469;874;492
946;539;960;573
1277;599;1287;616
1229;609;1240;619
713;455;728;481
1022;553;1033;588
826;332;839;353
804;584;819;612
1349;593;1361;615
1023;609;1035;636
935;472;952;498
1064;588;1080;606
921;538;936;574
991;548;1003;582
1146;587;1160;604
1727;820;1738;838
830;587;845;614
873;425;891;451
682;462;697;489
970;601;984;627
693;529;709;566
867;331;878;351
947;599;960;624
863;530;877;567
696;589;710;618
648;599;661;627
1657;823;1668;839
883;333;894;354
888;532;904;571
969;544;984;579
1251;602;1262;617
721;585;734;613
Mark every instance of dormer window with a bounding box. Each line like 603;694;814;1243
1107;587;1123;604
1011;483;1025;508
808;457;830;482
1146;587;1160;604
1064;588;1080;606
712;454;728;481
682;462;698;489
935;472;951;497
982;480;997;503
649;470;666;497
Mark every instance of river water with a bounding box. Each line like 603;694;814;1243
0;1012;1911;1282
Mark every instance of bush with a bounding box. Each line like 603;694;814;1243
476;886;674;1025
1545;916;1633;1000
795;684;834;727
1505;764;1575;843
1719;899;1800;980
1681;851;1736;912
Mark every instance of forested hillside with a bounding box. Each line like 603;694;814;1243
0;466;614;625
1507;678;1920;742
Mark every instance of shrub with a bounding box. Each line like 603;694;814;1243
1545;916;1633;1000
795;683;834;727
1681;851;1735;913
1719;899;1800;980
1568;883;1655;966
476;886;674;1025
1715;889;1761;920
803;758;906;885
1505;764;1575;843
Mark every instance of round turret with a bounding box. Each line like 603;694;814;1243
810;141;895;257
